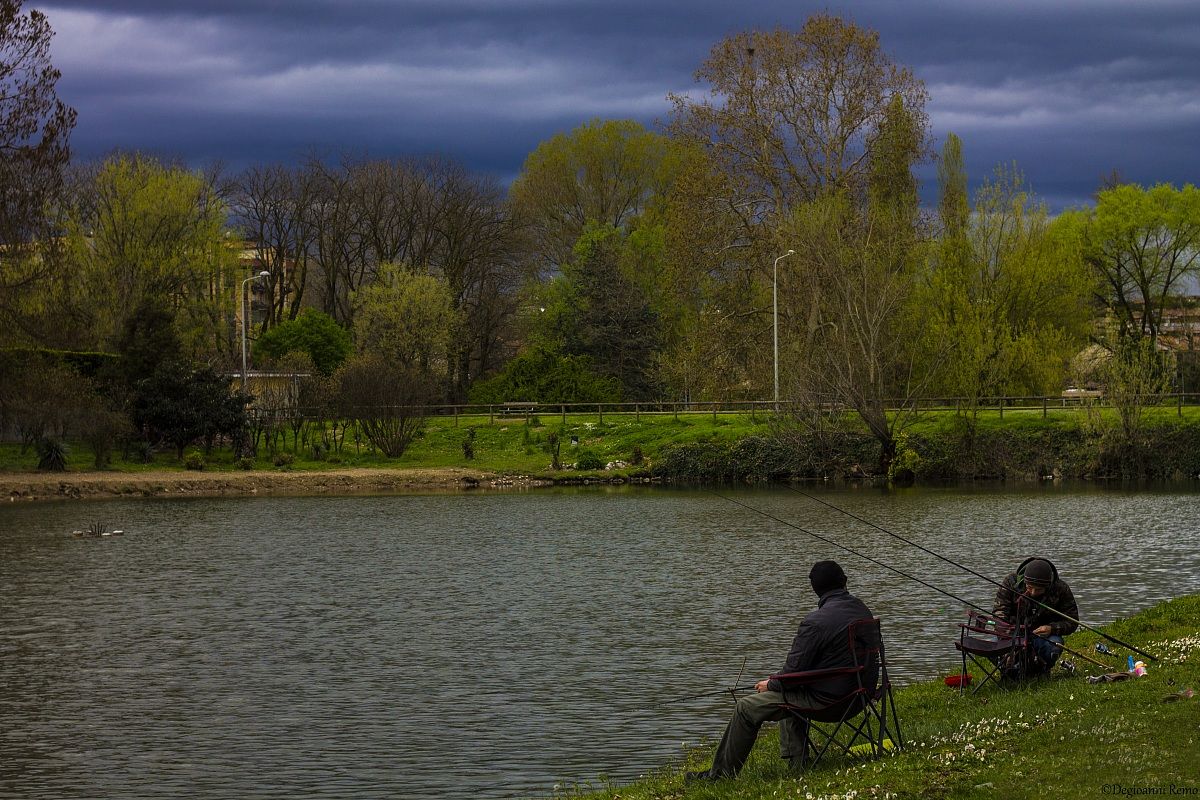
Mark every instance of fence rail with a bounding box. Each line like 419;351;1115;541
247;393;1200;425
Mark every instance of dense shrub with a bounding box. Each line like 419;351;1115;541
184;451;205;470
254;309;351;376
656;420;1200;484
469;348;621;405
575;451;604;470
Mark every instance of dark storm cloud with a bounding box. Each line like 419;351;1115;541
39;0;1200;207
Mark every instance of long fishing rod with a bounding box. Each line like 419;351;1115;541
713;491;992;617
651;685;760;707
782;485;1158;662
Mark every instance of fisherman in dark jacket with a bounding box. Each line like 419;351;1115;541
993;557;1079;676
688;560;875;781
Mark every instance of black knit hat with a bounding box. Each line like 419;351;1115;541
809;560;847;596
1024;558;1053;586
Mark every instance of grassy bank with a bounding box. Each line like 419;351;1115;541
0;412;772;476
5;405;1200;483
554;594;1200;800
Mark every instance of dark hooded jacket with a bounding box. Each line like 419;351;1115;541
993;557;1079;637
766;588;878;705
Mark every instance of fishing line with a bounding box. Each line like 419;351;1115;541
712;491;991;616
781;484;1158;662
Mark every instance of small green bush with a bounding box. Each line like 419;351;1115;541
325;454;343;464
237;456;256;470
575;451;604;470
184;451;205;471
273;452;295;468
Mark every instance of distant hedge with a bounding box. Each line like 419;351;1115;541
656;423;1200;483
0;348;120;378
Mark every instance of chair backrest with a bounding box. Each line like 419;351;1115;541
847;616;883;695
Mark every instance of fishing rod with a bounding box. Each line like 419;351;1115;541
713;491;993;618
1039;636;1112;670
653;656;756;708
651;685;760;707
782;485;1159;663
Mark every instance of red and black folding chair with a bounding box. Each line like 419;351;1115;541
770;617;903;771
954;610;1030;694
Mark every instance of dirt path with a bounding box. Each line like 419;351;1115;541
0;467;531;502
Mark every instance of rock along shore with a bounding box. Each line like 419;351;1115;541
0;467;536;502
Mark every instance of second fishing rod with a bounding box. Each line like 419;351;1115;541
780;485;1158;662
711;490;1156;663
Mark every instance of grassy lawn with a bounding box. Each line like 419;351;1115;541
552;595;1200;800
549;597;1200;800
0;412;774;475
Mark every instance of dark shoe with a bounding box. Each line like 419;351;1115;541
685;770;715;782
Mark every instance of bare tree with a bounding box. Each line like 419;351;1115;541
668;16;929;213
229;163;318;326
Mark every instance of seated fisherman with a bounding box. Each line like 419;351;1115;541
688;560;875;781
993;557;1079;676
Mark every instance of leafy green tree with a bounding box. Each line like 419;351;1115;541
69;154;236;357
254;308;350;376
1065;183;1200;344
922;135;1094;434
510;118;682;272
352;265;461;374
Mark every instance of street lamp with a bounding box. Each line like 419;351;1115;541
240;270;271;393
773;249;795;411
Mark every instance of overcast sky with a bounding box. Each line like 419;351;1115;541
38;0;1200;209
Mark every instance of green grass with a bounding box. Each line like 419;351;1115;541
0;413;773;476
553;595;1200;799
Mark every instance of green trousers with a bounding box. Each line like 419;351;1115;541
707;689;813;778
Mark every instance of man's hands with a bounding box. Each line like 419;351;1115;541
755;679;770;693
1033;625;1052;636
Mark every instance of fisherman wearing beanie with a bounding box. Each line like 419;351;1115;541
993;556;1080;677
688;560;878;781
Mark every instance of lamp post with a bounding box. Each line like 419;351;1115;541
240;270;271;393
773;249;795;412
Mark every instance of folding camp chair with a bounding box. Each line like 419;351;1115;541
770;617;903;772
954;610;1030;694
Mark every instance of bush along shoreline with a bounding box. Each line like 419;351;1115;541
654;420;1200;485
556;594;1200;800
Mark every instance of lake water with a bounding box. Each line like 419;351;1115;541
2;485;1198;799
